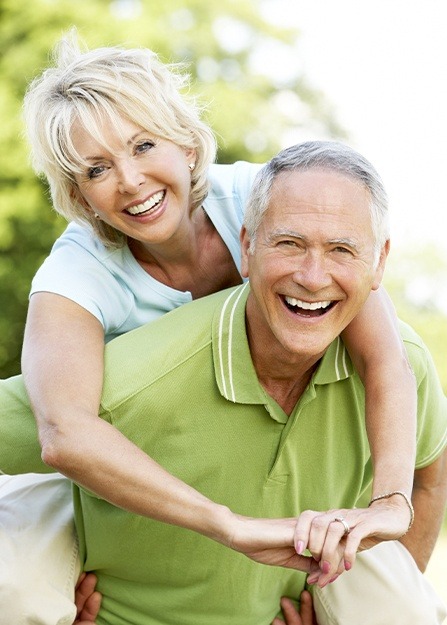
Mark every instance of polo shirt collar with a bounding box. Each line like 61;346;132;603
212;283;354;405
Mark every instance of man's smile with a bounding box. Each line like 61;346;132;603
282;295;336;317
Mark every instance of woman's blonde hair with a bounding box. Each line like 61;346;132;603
24;30;217;247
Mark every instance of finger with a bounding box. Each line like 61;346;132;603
293;510;320;554
338;528;363;571
318;521;352;577
305;558;326;586
76;572;87;587
299;590;318;625
77;591;102;622
75;573;98;612
280;597;303;625
306;510;342;563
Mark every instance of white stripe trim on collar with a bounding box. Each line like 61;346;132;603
334;336;349;380
217;283;249;402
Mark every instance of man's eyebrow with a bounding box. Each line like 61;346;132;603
265;230;360;251
266;229;307;243
327;237;359;251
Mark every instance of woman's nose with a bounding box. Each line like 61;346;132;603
116;159;145;194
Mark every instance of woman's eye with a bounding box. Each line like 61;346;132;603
135;141;155;154
87;165;107;179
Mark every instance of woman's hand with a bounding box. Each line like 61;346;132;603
293;497;413;587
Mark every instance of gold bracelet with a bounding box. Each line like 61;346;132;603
368;490;414;531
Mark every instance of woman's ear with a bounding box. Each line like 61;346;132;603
184;147;197;167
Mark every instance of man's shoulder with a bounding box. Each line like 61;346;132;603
101;288;237;407
399;320;438;383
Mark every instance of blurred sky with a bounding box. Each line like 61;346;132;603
260;0;447;252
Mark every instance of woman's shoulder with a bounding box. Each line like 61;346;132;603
30;222;134;334
207;161;263;200
51;222;119;262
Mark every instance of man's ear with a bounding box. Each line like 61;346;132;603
240;226;251;278
372;239;390;290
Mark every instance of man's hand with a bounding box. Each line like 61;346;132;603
271;591;317;625
74;572;101;625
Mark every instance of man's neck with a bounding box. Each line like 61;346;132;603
256;368;317;416
245;302;321;416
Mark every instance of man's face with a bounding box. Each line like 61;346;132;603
241;168;389;364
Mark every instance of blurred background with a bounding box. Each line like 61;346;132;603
0;0;445;604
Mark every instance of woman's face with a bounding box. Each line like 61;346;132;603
71;114;196;247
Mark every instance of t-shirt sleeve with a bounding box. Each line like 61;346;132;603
30;226;133;335
232;161;264;218
0;375;50;474
402;326;447;468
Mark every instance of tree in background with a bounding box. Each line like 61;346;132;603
0;0;344;377
1;0;446;393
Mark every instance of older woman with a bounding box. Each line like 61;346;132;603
1;32;416;623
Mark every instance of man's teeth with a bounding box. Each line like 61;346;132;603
284;296;332;310
126;191;165;215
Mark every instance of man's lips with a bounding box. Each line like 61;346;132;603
282;295;336;317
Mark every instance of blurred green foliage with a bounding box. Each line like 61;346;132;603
0;0;446;398
384;245;447;394
0;0;343;376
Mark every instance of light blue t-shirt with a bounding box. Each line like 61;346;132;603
30;162;261;342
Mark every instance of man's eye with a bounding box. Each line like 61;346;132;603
334;246;353;255
278;240;297;247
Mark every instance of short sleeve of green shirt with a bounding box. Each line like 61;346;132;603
400;322;447;468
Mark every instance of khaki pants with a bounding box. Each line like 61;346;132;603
0;473;80;625
314;541;447;625
0;473;445;625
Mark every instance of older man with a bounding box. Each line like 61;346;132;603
2;141;447;624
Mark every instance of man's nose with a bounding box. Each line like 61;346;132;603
291;251;332;291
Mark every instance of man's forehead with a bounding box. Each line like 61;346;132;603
266;168;371;216
271;167;367;196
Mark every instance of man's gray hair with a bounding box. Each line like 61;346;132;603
244;141;389;265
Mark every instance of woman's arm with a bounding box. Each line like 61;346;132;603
21;291;416;579
22;293;233;539
21;293;320;573
341;285;417;510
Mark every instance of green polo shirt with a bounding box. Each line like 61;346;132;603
68;283;447;625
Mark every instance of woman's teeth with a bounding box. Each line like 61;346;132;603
126;191;165;215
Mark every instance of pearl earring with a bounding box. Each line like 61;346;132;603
188;163;195;171
94;213;100;219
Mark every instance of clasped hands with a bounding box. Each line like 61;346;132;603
74;498;411;624
227;496;412;588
